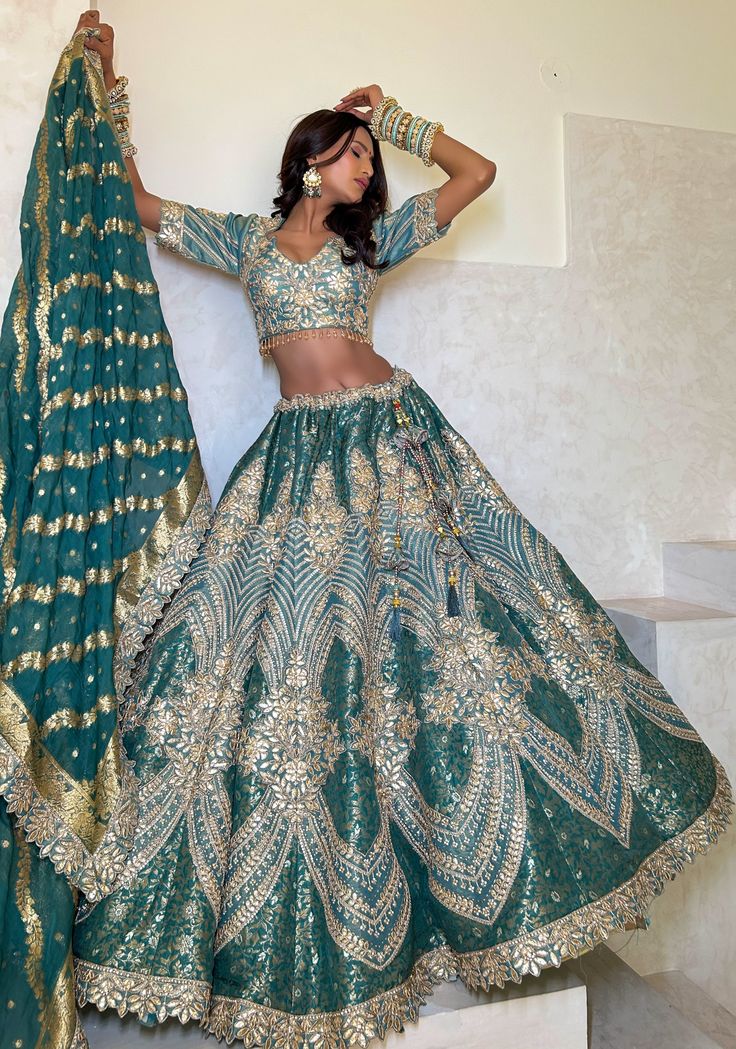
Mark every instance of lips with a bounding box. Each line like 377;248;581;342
355;178;368;189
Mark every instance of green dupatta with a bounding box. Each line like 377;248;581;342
0;28;213;1047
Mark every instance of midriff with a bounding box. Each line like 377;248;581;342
271;333;394;399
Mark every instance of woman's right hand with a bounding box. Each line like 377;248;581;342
75;10;115;76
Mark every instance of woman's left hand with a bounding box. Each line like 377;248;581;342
334;85;385;124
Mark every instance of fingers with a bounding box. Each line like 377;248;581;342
76;9;99;31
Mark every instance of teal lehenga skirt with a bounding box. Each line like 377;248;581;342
72;364;731;1046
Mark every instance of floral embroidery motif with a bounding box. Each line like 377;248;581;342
303;461;348;572
73;373;733;1047
241;649;344;819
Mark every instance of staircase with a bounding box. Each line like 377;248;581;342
80;947;736;1048
601;538;736;1025
602;541;736;679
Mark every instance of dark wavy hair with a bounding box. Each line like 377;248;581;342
271;110;390;271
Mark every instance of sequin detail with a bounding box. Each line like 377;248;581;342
72;373;732;1048
74;758;731;1044
273;364;412;411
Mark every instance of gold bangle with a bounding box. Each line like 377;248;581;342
395;111;413;150
420;121;444;166
369;96;397;140
107;75;129;105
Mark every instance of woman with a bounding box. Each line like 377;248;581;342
70;9;731;1048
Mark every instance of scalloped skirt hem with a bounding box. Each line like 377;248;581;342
74;755;732;1047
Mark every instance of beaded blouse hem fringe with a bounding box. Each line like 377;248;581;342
73;755;732;1048
259;326;374;359
273;364;412;412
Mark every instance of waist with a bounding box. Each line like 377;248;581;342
259;325;372;358
273;364;413;412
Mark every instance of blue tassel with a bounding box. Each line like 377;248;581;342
447;579;460;617
389;605;402;641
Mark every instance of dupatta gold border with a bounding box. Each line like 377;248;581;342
0;453;212;901
73;757;732;1046
112;448;212;701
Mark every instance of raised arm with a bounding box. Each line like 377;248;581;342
335;86;496;230
78;9;162;232
425;130;496;230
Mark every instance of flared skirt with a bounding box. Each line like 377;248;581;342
72;364;731;1047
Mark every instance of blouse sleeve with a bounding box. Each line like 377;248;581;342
155;199;257;276
373;187;452;273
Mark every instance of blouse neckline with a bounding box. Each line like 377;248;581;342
264;215;342;267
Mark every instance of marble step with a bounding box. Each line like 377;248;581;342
79;948;732;1049
384;962;587;1049
80;963;588;1049
644;970;736;1049
578;946;725;1049
601;595;736;677
662;540;736;613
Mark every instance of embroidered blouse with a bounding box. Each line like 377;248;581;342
154;187;452;358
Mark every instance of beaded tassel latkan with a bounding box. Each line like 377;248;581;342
388;397;472;640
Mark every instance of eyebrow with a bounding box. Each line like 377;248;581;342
355;140;374;159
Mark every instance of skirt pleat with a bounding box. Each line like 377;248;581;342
72;365;732;1047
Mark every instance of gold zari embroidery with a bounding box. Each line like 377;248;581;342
73;758;732;1043
41;381;187;420
274;365;412;412
31;435;198;481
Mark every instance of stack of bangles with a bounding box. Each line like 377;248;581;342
368;97;444;167
107;75;138;158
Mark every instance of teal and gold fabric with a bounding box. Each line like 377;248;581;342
0;28;212;1048
73;365;732;1047
155;188;452;355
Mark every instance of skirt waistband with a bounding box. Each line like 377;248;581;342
273;365;413;412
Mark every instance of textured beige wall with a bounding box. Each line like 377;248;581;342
85;0;736;268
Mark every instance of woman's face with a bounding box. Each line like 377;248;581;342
310;126;375;204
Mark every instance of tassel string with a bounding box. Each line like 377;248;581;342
389;398;472;635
